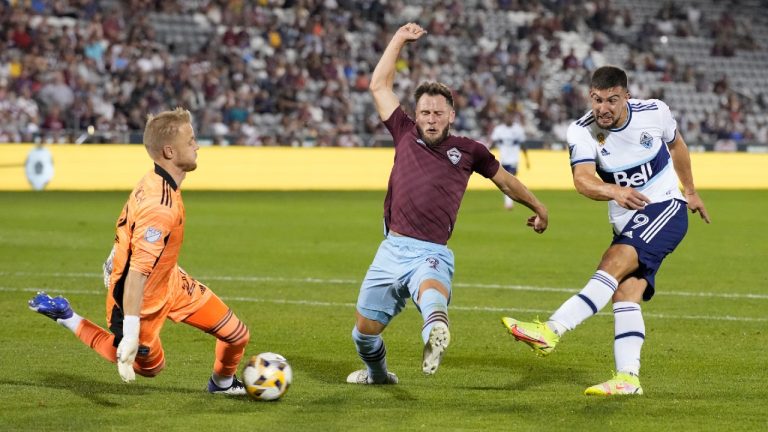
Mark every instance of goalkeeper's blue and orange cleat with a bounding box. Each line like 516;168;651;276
28;291;73;321
501;316;559;357
584;372;644;396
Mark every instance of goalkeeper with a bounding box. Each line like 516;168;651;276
29;108;250;395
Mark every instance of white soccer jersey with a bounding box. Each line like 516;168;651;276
567;98;684;233
490;122;526;165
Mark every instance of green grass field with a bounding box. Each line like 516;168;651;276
0;190;765;431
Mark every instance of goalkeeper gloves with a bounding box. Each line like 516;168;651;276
116;315;140;382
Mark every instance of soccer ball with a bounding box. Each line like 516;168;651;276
242;352;292;401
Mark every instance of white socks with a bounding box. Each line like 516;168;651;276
58;313;83;333
548;270;618;333
211;373;234;389
613;301;645;376
546;270;645;376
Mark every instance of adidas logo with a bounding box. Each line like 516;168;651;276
600;148;610;156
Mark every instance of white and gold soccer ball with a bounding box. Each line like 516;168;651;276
242;352;292;401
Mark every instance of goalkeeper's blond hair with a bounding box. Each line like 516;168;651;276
143;108;192;158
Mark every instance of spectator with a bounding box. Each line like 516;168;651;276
0;0;764;148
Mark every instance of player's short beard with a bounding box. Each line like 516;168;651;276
596;117;619;130
595;107;626;130
417;124;450;147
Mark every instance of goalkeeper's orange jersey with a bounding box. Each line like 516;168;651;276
108;164;185;314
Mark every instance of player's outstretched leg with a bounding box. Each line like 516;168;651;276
422;323;450;375
584;372;643;396
348;327;397;384
419;288;450;375
29;291;85;333
30;291;121;363
29;291;73;321
501;317;560;357
182;294;250;395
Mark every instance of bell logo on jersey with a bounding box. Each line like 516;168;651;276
613;162;654;187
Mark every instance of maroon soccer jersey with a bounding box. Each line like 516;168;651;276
382;107;500;244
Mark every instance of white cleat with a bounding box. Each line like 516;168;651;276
346;369;399;385
422;322;450;375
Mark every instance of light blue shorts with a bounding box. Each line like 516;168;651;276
356;234;455;325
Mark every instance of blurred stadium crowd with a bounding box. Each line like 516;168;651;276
1;0;766;149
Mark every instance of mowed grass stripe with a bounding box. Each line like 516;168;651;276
3;271;767;300
6;286;766;323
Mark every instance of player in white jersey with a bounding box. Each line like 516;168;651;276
501;66;710;396
490;112;529;209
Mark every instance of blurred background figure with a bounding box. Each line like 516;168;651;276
490;111;529;210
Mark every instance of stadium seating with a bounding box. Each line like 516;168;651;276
0;0;765;149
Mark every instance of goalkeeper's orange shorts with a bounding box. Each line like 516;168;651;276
106;268;221;376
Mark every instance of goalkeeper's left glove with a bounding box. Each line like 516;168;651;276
116;315;140;383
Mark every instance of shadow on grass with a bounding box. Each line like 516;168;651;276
447;352;592;392
287;354;417;403
1;372;221;407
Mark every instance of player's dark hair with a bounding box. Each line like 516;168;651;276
415;82;454;108
590;66;628;90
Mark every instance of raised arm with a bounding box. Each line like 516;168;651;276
667;132;710;223
369;23;427;121
490;167;548;233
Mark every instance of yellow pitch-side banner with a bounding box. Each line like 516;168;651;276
1;144;766;190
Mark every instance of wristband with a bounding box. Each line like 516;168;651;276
123;315;140;339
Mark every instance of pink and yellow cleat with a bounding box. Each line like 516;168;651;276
584;372;643;396
501;317;560;357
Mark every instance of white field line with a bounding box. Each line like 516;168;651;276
2;271;767;300
3;288;766;324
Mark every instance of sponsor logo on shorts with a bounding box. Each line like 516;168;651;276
426;257;439;269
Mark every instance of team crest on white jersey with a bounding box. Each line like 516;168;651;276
640;132;653;149
447;147;461;165
596;133;606;146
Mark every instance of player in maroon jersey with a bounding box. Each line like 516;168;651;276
346;23;549;385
